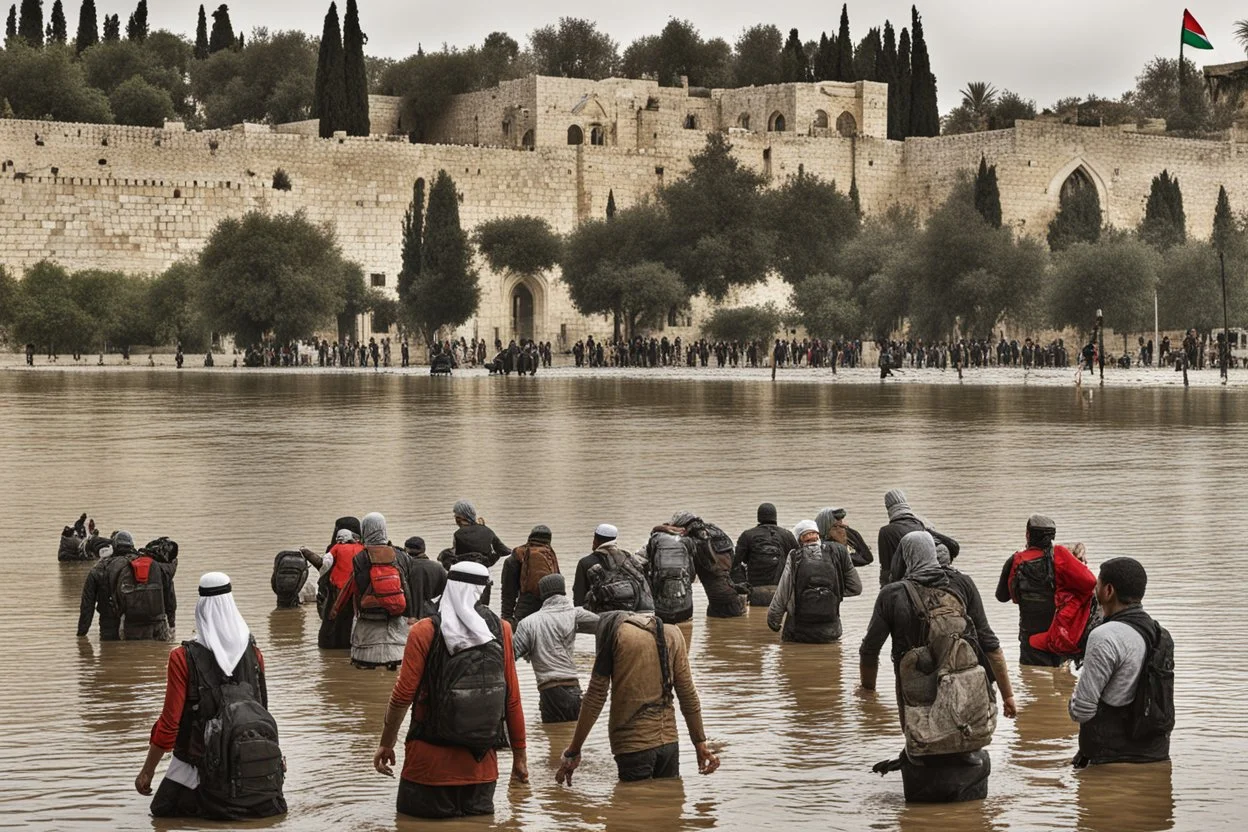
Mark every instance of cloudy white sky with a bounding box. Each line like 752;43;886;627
142;1;1248;112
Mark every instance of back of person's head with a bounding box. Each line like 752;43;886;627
1026;514;1057;550
757;503;777;525
1099;557;1148;604
404;536;426;557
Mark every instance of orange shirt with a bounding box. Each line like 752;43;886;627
388;616;526;786
149;645;267;751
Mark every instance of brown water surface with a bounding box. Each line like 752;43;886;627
2;369;1243;831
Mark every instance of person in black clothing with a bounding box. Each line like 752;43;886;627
402;536;448;621
733;503;798;607
669;511;746;618
876;489;959;587
860;531;1016;716
445;500;509;568
77;535;122;639
573;524;626;607
815;507;873;567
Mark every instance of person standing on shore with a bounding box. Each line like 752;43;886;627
373;562;528;819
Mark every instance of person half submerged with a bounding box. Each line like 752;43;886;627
514;574;599;723
373;562;528;819
768;519;861;643
135;572;286;820
331;512;419;669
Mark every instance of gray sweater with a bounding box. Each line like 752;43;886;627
1069;621;1147;723
513;594;599;686
767;543;862;639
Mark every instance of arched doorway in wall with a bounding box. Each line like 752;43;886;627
1060;166;1094;202
738;113;750;130
521;129;535;149
589;125;605;146
1047;158;1109;225
835;111;857;137
813;110;829;129
512;283;535;342
567;125;584;145
768;111;786;132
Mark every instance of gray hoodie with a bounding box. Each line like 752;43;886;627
513;594;599;686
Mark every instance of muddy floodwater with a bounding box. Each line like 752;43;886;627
2;368;1245;831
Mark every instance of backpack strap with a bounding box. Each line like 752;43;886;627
652;617;674;704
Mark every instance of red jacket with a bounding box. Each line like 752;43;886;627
1009;545;1096;655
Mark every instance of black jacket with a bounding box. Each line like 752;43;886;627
844;526;874;568
877;518;960;586
732;523;798;585
500;554;541;622
452;523;510;566
573;551;604;607
77;556;121;639
860;570;1000;668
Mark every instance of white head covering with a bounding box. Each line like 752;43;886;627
793;520;819;540
440;562;495;655
594;523;618;540
194;572;251;675
335;527;355;544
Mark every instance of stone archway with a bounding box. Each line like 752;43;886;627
812;109;829;129
768;111;786;132
512;283;535;341
1047;157;1109;218
835;111;857;137
567;125;584;145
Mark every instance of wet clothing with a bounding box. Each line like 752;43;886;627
108;553;178;640
451;524;509;567
733;522;798;606
77;553;122;639
539;683;584;724
1071;606;1169;765
501;542;559;623
333;545;437;668
860;570;1001;669
387;616;526;799
767;542;862;643
580;614;705;758
396;778;495;819
844;526;874;568
572;552;600;607
616;741;680;782
405;555;448;621
573;543;653;612
513;593;599;688
996;545;1095;665
878;517;960;587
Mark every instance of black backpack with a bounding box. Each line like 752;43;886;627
1120;616;1176;742
184;640;285;820
747;529;787;586
649;534;693;620
1010;548;1055;603
113;554;165;626
793;547;840;625
270;551;308;607
588;554;652;613
143;536;179;565
412;607;507;760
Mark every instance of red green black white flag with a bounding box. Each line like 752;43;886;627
1182;10;1213;49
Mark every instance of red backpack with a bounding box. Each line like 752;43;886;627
358;546;407;619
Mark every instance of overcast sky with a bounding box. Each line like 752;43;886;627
144;1;1248;113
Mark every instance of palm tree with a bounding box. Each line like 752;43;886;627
1235;19;1248;52
959;81;999;130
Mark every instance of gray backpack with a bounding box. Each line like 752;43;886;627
897;580;996;758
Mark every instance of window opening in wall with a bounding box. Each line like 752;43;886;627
370;273;386;288
502;120;511;137
173;188;181;198
737;113;750;130
763;147;772;177
835;111;857;137
684;114;697;129
522;130;535;149
98;158;107;165
813;110;829;129
768;111;785;132
567;125;584;145
589;125;605;146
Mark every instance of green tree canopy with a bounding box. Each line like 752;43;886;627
792;274;862;339
732;24;782;87
48;0;65;42
312;1;345;137
207;3;232;53
973;155;1002;228
10;261;92;352
1157;241;1227;331
1139;169;1187;250
404;170;480;340
74;0;97;53
765;169;859;284
193;4;207;58
108;74;174;125
0;43;112;122
1047;232;1159;335
341;0;369;136
190;29;316;127
195;210;358;344
473;216;562;276
703;302;785;343
908;6;938;137
124;0;145;42
148;261;209;350
1047;176;1102;251
17;0;42;46
529;17;618;79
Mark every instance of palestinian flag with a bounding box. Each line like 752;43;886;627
1182;10;1213;50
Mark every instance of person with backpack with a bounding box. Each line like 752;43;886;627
501;525;560;625
1069;557;1173;767
646;524;697;624
573;524;619;607
332;512;415;669
768;520;861;643
302;522;365;649
877;489;960;587
135;572;286;820
373;561;528;819
400;536;447;621
448;500;510;568
816;506;873;568
579;525;654;614
514;574;599;723
669;511;746;618
733;503;798;607
555;610;719;785
859;531;1016;803
106;530;177;641
995;515;1096;666
77;535;121;639
271;550;315;608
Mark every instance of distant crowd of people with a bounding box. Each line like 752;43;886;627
64;492;1174;822
570;336;867;369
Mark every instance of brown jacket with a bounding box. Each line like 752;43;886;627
580;613;706;755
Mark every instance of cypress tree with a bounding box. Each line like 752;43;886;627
606;189;616;219
973;155;1002;228
207;3;233;53
125;0;145;41
397;177;424;301
18;0;43;46
74;0;96;52
812;32;830;81
1047;179;1102;251
848;175;861;216
193;4;207;58
101;11;117;41
781;28;808;82
407;170;480;340
896;27;912;139
878;22;900;139
1140;170;1186;250
1213;185;1234;255
908;6;939;137
234;31;241;49
5;5;14;40
342;0;369;136
47;0;63;42
854;27;882;82
834;4;853;81
313;2;346;139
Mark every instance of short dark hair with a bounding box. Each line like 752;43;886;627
1100;557;1147;604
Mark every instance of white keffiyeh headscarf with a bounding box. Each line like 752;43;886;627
194;572;251;675
439;562;494;655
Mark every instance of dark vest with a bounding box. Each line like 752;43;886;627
1010;547;1057;639
1077;608;1171;765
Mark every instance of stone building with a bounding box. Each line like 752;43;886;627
1;73;1246;348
